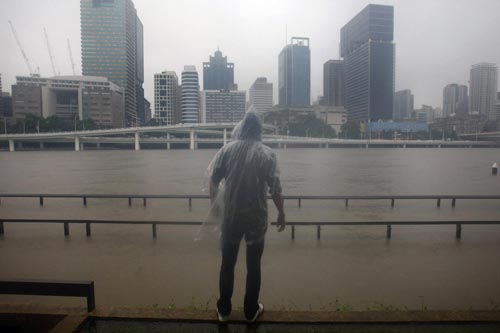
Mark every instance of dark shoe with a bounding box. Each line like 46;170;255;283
247;303;264;323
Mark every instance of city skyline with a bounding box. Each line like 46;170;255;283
1;0;500;112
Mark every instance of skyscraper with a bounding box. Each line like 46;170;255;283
135;16;145;125
340;4;394;122
248;77;273;113
80;0;143;126
181;66;200;123
323;60;344;107
154;71;179;125
442;84;468;117
469;63;498;120
279;37;311;107
203;50;235;90
394;90;414;121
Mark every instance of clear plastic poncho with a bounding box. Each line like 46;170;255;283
198;112;282;244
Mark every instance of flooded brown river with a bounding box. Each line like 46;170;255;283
1;148;500;311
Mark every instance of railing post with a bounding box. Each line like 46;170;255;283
64;222;69;236
456;223;462;239
189;197;192;209
317;226;321;240
386;224;392;239
291;225;295;240
345;199;348;207
452;198;456;207
86;223;91;237
83;197;87;206
298;198;301;208
39;196;44;206
87;281;95;312
143;198;147;207
437;198;441;207
128;197;132;206
391;199;395;207
0;221;4;235
152;223;157;239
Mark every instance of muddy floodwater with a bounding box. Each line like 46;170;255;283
1;148;500;311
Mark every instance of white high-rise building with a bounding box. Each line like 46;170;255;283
181;66;200;123
469;63;498;120
248;77;273;113
154;71;178;125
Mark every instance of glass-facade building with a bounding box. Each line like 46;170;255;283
394;89;414;120
340;4;394;122
323;60;344;107
279;37;311;107
203;50;235;90
80;0;144;126
469;63;498;120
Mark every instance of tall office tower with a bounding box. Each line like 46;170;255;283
469;63;498;120
323;60;344;107
340;4;394;121
81;0;143;126
279;37;311;107
442;84;468;117
394;90;414;120
201;90;246;123
181;66;200;123
248;77;273;113
203;49;235;90
154;71;179;125
135;16;145;125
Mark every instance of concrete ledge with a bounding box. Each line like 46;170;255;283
2;303;500;324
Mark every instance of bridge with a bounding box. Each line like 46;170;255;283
0;123;498;151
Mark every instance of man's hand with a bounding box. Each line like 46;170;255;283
276;213;286;232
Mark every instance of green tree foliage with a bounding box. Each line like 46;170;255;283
339;121;361;139
262;109;336;138
2;115;109;133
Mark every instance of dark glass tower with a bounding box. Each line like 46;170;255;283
340;4;394;121
81;0;143;126
323;60;344;107
203;50;235;90
279;37;310;107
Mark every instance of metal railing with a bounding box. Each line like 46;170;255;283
1;218;500;240
2;193;500;209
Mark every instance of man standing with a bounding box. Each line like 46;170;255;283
209;112;286;323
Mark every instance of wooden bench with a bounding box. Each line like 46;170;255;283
0;279;95;312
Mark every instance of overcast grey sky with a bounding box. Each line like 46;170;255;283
1;0;499;109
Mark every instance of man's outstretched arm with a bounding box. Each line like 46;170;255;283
272;193;286;232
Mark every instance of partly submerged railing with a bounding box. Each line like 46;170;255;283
1;193;500;240
1;218;500;240
2;193;500;208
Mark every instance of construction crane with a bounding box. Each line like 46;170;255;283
44;27;59;76
67;39;76;76
8;20;39;76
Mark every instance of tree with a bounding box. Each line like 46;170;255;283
340;121;361;139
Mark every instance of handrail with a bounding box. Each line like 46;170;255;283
1;193;499;208
1;218;499;240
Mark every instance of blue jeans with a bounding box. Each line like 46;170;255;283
217;221;265;319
